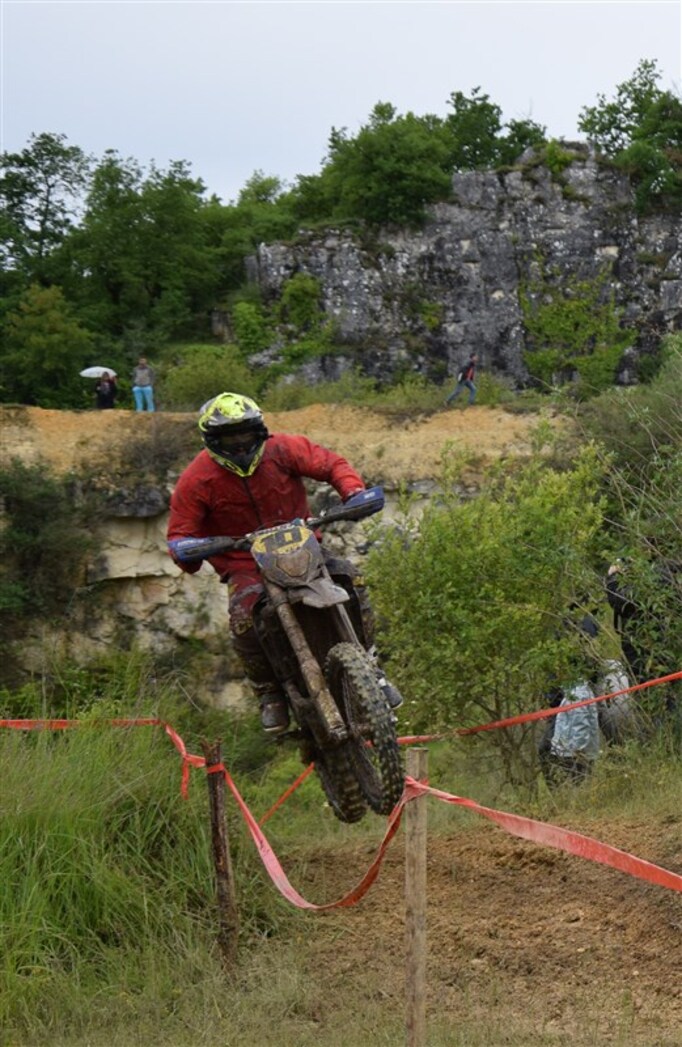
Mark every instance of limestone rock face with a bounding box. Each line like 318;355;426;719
249;150;682;384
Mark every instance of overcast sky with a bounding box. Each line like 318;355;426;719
2;1;681;204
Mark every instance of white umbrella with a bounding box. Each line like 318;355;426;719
80;366;118;378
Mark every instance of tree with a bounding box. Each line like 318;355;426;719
579;339;682;725
445;88;546;170
445;87;505;170
309;103;453;226
71;154;223;339
0;132;91;286
212;172;298;292
578;59;682;210
579;59;665;155
0;284;94;407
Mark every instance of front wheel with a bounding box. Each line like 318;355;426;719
305;743;368;824
325;643;404;816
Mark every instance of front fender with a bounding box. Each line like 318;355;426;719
288;577;351;609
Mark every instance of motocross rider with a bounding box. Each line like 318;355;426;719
167;392;402;732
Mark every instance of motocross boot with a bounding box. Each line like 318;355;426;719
251;682;290;733
377;673;404;710
260;699;290;733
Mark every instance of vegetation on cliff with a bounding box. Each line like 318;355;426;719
1;61;680;409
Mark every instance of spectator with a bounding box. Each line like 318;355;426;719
94;371;117;410
445;352;478;407
598;658;641;745
132;356;155;412
537;613;601;785
605;560;645;682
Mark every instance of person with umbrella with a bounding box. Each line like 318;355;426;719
94;370;117;409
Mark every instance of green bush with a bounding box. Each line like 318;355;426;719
233;300;271;355
578;334;682;481
521;263;635;398
260;368;378;411
366;446;606;785
160;344;260;409
541;139;577;178
0;461;90;629
278;273;323;332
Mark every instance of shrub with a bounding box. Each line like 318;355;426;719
278;273;323;332
365;446;606;786
521;263;635;398
233;300;271;356
160;344;260;409
0;461;90;627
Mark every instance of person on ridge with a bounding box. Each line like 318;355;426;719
94;371;117;410
131;356;155;412
445;352;478;407
166;392;402;733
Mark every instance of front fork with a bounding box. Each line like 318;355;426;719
263;578;356;745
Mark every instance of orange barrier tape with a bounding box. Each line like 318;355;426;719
259;763;316;826
222;762;407;910
256;663;682;822
391;668;682;745
1;716;681;906
196;771;682;909
409;778;682;894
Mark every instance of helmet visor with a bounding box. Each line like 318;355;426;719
213;428;261;454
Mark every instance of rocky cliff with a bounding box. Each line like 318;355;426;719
248;146;682;384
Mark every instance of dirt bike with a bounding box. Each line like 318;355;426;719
169;487;404;822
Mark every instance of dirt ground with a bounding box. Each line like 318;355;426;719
288;814;682;1045
0;402;558;482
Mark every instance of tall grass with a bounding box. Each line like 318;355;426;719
0;654;397;1043
2;652;681;1044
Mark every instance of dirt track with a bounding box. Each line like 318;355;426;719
289;816;682;1044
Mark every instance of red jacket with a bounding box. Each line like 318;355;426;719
167;432;365;579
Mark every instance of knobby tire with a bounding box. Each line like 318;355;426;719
325;642;404;816
306;743;368;824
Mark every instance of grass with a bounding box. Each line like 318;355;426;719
259;369;547;416
1;653;681;1044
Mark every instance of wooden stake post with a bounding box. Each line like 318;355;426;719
405;747;428;1047
201;740;239;968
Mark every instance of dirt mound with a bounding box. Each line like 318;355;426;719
293;817;682;1043
0;403;557;482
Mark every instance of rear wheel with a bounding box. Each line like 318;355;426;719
304;743;367;824
325;642;404;815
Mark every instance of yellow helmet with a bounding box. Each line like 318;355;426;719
198;392;269;477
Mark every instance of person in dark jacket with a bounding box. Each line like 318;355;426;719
167;392;401;731
94;372;117;409
445;353;478;406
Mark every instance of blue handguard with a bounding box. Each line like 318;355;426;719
168;536;234;562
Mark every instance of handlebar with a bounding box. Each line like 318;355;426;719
169;486;385;564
